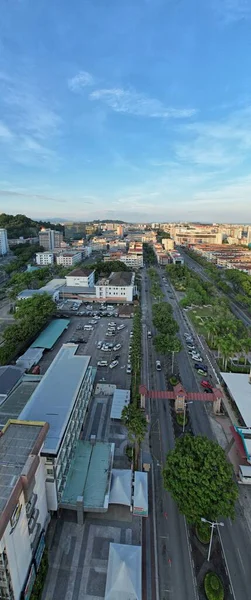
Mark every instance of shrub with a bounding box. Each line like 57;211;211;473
176;412;187;427
195;521;211;544
204;572;224;600
170;376;178;386
30;550;49;600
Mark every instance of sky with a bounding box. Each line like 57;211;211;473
1;0;251;223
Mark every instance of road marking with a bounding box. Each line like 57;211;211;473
217;526;237;600
237;547;246;573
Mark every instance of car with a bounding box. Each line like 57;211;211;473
89;320;97;325
97;360;108;367
191;355;202;362
192;354;202;360
194;363;207;372
106;331;116;337
97;341;103;349
114;354;120;360
108;322;116;326
184;332;192;338
113;344;121;351
109;360;118;369
101;346;110;351
156;360;161;371
197;369;207;375
187;344;196;350
130;332;133;338
188;349;196;355
201;380;213;389
117;324;125;331
126;365;132;374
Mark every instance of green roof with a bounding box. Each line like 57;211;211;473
31;319;70;349
61;440;114;510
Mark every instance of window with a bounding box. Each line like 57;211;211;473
47;468;54;476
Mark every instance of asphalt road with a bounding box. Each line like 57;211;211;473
141;268;198;600
157;265;251;600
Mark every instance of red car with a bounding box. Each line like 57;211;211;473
201;380;213;390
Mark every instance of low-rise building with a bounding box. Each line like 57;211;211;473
0;420;50;600
95;271;137;303
65;268;95;288
19;344;95;511
35;252;54;266
56;252;82;267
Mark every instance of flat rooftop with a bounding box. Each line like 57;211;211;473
0;421;47;518
221;372;251;426
19;345;91;455
31;318;70;349
61;440;114;511
0;378;40;427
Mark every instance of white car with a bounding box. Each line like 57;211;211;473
97;341;102;349
109;360;118;369
156;360;161;371
108;322;116;326
97;360;108;367
126;365;132;374
117;324;125;331
113;344;121;351
130;332;133;338
191;355;202;362
101;346;110;351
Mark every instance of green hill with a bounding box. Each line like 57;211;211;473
0;213;64;239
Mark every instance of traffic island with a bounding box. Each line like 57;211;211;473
204;571;224;600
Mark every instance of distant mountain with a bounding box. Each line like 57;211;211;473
0;213;64;239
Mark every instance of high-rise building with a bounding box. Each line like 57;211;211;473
247;227;251;245
117;225;124;237
0;228;9;255
39;228;63;250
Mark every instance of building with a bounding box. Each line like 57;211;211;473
0;229;9;255
39;228;63;251
65;268;95;288
35;252;54;266
8;237;39;246
0;366;24;405
117;225;124;237
19;344;95;511
56;252;82;267
0;420;50;600
95;271;137;303
162;238;174;251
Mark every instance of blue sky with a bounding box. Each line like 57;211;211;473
1;0;251;223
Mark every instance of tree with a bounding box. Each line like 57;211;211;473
122;403;147;467
163;435;238;524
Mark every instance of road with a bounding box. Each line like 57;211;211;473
181;250;251;328
155;265;251;600
141;268;197;600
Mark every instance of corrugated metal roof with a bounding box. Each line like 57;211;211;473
19;345;91;454
110;389;130;419
31;319;70;349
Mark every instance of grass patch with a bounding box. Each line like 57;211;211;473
187;306;216;336
170;376;178;386
204;572;224;600
176;412;187;426
196;521;211;544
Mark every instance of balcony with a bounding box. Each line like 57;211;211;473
26;493;37;518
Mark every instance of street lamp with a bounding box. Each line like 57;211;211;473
201;517;224;562
183;401;193;433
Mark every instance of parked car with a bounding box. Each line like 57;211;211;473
108;322;116;326
197;368;207;375
126;365;132;374
109;360;118;369
117;324;125;331
201;380;213;389
97;361;108;367
194;363;207;372
156;360;161;371
97;341;103;349
191;355;202;362
114;354;120;360
113;344;122;351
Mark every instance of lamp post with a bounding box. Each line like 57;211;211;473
183;401;193;433
201;517;224;562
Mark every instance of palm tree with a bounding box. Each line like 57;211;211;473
121;404;147;468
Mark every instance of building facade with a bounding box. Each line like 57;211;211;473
0;229;9;256
95;272;137;302
39;229;63;251
65;268;95;288
0;421;49;600
35;252;54;266
56;252;82;267
19;345;95;511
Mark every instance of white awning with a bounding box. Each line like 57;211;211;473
133;471;148;517
105;543;142;600
109;469;132;506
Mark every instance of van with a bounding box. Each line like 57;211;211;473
84;325;94;331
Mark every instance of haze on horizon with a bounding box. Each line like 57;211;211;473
1;0;251;223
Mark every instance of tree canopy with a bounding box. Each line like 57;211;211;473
0;213;63;239
163;434;238;524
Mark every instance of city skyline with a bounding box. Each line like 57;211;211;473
1;1;251;222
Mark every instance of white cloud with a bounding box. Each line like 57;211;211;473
0;121;13;140
68;70;95;91
89;87;196;119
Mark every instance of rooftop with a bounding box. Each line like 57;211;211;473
31;318;70;350
0;377;40;427
67;268;94;277
0;366;24;399
61;440;114;510
110;389;130;419
220;372;251;426
97;271;134;287
61;285;96;295
19;345;91;455
0;420;48;532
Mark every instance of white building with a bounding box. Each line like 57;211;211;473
19;345;94;511
35;252;54;266
0;420;50;600
56;252;82;267
65;268;95;288
120;253;143;269
0;229;9;255
95;271;137;303
39;228;63;250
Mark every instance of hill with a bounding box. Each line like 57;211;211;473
0;213;64;239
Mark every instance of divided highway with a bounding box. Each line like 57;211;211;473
142;263;251;600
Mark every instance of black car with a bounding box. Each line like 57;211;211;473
114;354;120;360
194;363;207;371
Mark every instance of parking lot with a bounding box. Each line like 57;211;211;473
38;313;133;389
